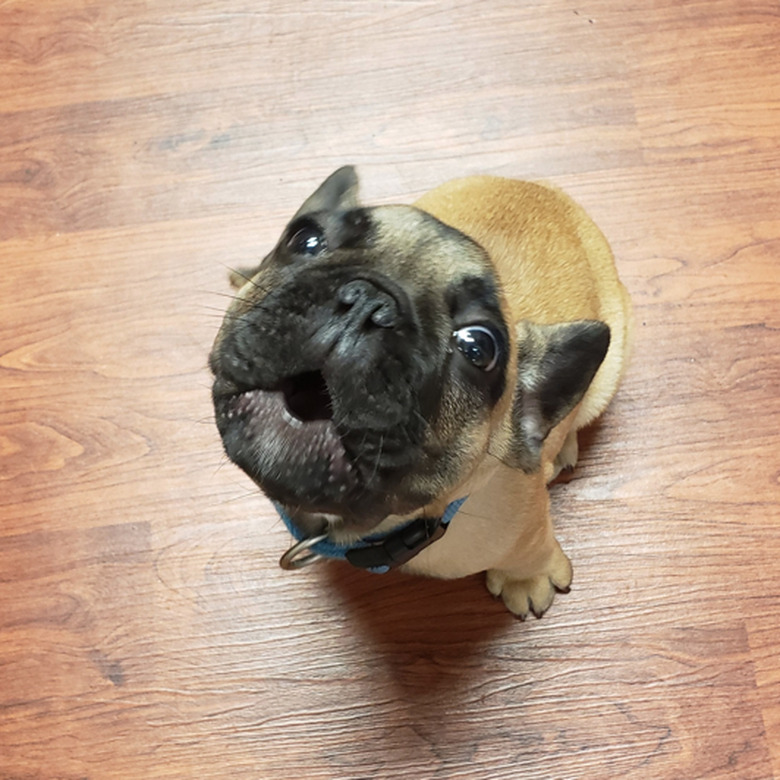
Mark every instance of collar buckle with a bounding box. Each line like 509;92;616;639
345;515;446;572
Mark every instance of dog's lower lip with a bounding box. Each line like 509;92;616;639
220;386;358;496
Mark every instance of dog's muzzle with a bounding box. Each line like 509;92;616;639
210;267;440;525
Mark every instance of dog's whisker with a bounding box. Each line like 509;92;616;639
224;265;255;282
224;266;272;294
411;408;441;447
368;434;385;488
201;306;237;317
204;291;244;302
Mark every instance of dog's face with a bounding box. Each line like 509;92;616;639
209;167;610;537
209;168;515;531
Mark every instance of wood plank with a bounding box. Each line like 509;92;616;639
1;0;779;777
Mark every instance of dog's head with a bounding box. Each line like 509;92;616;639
209;167;608;535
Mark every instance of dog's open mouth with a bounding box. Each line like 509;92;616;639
219;370;359;502
277;370;333;426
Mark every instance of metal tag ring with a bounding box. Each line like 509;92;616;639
279;534;329;571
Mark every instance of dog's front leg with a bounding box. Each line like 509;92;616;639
486;504;573;620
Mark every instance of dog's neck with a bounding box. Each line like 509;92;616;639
276;497;469;573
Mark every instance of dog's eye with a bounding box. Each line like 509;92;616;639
286;222;327;257
453;326;501;371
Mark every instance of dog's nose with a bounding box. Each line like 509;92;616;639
337;279;400;329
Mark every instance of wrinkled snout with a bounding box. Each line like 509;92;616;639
211;268;417;394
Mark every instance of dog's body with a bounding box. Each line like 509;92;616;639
210;167;631;618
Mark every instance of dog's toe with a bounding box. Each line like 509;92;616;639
486;543;572;619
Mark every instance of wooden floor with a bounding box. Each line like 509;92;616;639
1;1;779;778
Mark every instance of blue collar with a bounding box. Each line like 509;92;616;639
275;496;468;574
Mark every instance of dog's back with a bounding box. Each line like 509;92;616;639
415;176;632;428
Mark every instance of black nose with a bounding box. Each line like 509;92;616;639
337;278;400;329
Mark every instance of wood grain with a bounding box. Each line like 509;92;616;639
1;0;779;778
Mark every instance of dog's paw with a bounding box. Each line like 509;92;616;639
550;429;579;482
486;547;573;619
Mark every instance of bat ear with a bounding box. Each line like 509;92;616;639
228;168;361;289
503;320;610;472
292;165;360;218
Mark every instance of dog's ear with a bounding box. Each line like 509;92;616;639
228;167;360;288
293;165;360;218
503;320;610;472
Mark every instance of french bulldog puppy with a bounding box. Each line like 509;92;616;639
209;167;632;618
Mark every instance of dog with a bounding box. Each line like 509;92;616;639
209;166;632;618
